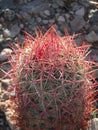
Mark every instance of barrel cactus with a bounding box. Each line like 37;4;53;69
6;27;98;130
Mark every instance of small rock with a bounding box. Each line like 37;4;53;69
71;2;80;11
0;34;4;43
9;91;15;98
1;92;9;101
19;24;24;29
57;15;65;22
49;7;56;16
70;15;86;32
36;17;42;23
0;0;14;9
0;48;12;62
44;10;50;16
3;9;15;21
75;7;85;16
17;34;25;46
0;24;2;30
20;0;49;15
19;0;27;4
3;29;11;38
84;22;90;30
42;20;49;24
88;118;98;130
89;9;98;23
14;0;32;4
0;9;2;15
89;9;98;19
1;79;12;90
39;11;48;18
18;11;31;22
3;27;18;39
65;13;70;19
0;118;4;126
29;18;36;26
53;0;64;7
56;13;60;19
59;23;68;33
1;38;12;48
79;0;89;7
85;31;98;43
10;24;21;38
52;3;59;9
48;19;55;24
90;24;98;33
75;35;83;46
0;17;4;23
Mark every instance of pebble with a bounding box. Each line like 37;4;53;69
9;91;15;98
18;11;32;22
3;9;15;21
42;19;49;24
29;18;36;26
52;3;59;9
71;2;80;11
59;23;68;33
10;24;21;38
88;9;98;19
19;23;24;29
3;26;20;40
90;25;98;33
53;0;64;7
70;15;86;32
14;0;31;5
85;31;98;43
90;11;98;24
75;7;85;16
75;35;83;46
3;24;21;38
20;0;49;15
88;118;98;130
0;34;4;43
79;0;90;7
1;79;12;90
3;29;11;38
1;92;9;101
36;17;42;23
39;11;48;18
0;48;12;62
44;10;50;16
57;15;65;22
0;24;3;30
1;38;12;48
